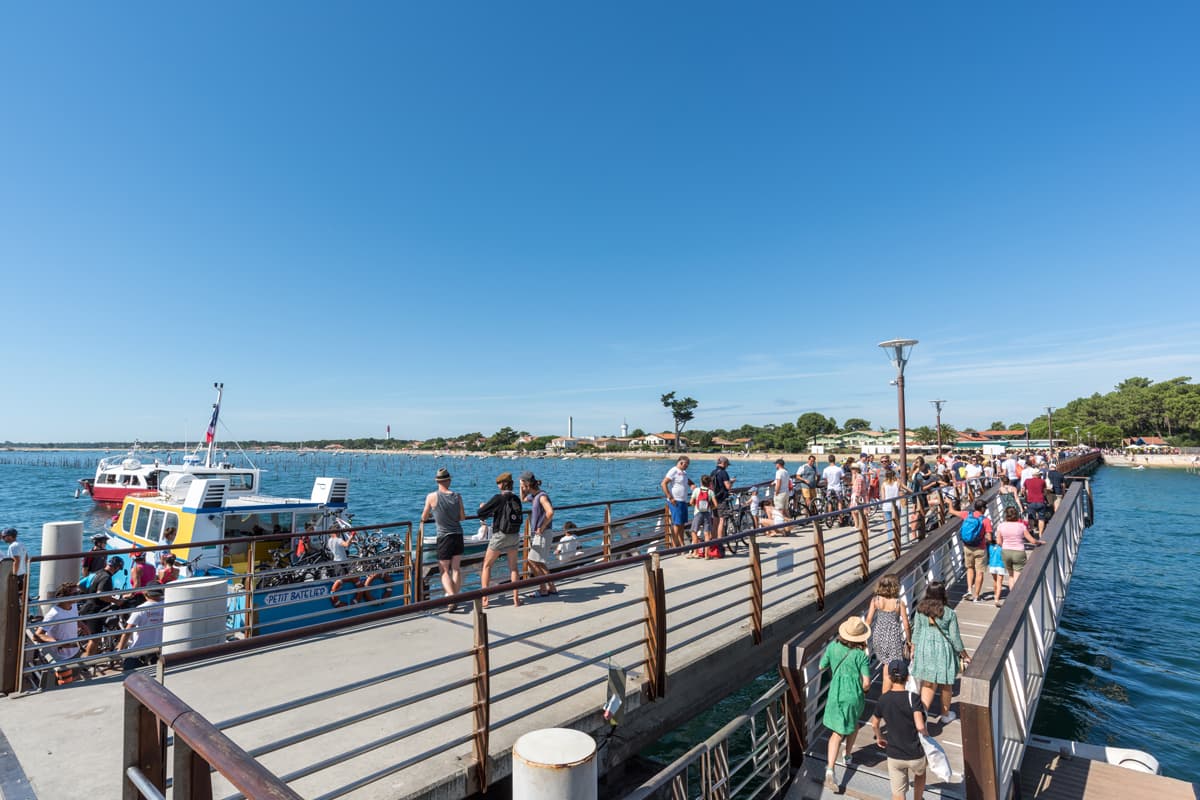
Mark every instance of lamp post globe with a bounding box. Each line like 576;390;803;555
879;339;918;483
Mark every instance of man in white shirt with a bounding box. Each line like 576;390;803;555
34;582;82;684
118;584;164;670
3;528;27;577
661;457;694;548
822;456;846;510
1002;455;1019;483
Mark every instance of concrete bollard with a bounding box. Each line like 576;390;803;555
513;728;597;800
40;521;84;601
163;577;228;654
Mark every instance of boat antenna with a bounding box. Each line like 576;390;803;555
205;382;224;468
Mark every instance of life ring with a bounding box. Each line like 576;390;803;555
359;572;394;603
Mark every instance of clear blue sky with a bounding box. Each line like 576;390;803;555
2;2;1198;442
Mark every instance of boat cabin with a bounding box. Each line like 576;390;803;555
110;474;350;575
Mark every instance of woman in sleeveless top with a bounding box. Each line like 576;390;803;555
865;573;911;692
521;472;557;597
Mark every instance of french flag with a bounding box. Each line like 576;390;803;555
205;404;219;444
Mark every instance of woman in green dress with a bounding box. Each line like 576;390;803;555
911;580;971;722
819;616;872;792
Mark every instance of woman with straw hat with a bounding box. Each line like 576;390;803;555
820;616;872;793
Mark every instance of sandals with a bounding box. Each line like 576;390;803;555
824;768;840;793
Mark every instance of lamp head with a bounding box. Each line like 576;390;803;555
878;338;919;371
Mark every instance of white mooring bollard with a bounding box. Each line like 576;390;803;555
162;577;229;654
39;521;84;601
513;728;598;800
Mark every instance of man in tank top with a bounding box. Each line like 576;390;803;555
420;467;466;606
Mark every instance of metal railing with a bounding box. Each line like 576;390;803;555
111;487;960;797
122;672;302;800
623;680;790;800
959;479;1093;800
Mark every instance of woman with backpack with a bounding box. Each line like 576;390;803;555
911;581;969;722
478;471;524;608
520;472;557;596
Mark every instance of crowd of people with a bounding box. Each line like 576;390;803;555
807;448;1066;797
420;467;579;612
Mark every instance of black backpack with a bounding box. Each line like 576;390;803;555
497;493;524;534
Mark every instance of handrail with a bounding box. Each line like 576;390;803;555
122;672;302;800
959;481;1090;800
623;680;790;800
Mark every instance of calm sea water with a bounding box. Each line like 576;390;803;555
2;454;1195;782
0;448;776;566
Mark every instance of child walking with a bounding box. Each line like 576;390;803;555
688;475;716;558
865;573;911;693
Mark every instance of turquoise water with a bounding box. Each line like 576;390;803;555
1032;465;1200;782
3;454;1196;782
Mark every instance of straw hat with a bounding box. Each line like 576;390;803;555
838;617;871;643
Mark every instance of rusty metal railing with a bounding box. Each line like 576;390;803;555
122;672;302;800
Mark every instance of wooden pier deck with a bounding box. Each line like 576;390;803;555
0;516;907;800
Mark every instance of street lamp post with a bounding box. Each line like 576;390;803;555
879;339;919;484
931;399;946;461
1046;406;1056;457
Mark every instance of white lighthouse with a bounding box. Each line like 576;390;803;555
620;418;628;437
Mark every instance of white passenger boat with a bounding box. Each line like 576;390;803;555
77;383;261;507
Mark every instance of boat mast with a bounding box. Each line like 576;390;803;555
205;382;224;468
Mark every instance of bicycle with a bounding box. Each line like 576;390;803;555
717;497;756;556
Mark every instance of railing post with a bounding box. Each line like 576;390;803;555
413;524;426;603
521;514;532;579
936;498;947;527
748;534;763;645
603;504;613;562
403;524;412;606
813;519;826;610
122;689;167;800
961;700;998;800
855;510;870;581
891;501;902;559
643;555;667;699
246;551;256;639
172;736;214;800
0;559;19;694
662;503;676;548
471;598;491;793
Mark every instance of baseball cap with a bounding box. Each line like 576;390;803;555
1;528;16;538
519;471;537;483
92;533;110;542
107;555;125;569
888;658;909;679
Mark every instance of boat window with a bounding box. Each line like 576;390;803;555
134;508;150;540
121;504;135;534
228;473;254;491
164;513;179;537
147;509;166;540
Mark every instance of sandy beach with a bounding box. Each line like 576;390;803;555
1101;452;1200;469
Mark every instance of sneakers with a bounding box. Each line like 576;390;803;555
963;593;975;602
942;710;958;723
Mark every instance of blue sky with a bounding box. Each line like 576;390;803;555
2;2;1198;442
